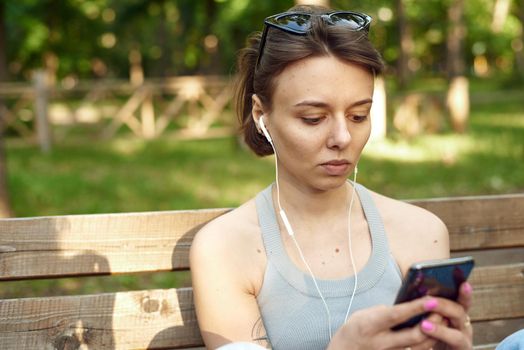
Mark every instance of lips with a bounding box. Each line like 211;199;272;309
323;159;350;166
321;159;351;176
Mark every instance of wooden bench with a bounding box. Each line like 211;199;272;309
0;193;523;349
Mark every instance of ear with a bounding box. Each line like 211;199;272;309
251;94;266;131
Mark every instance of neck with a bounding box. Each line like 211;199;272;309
273;175;354;225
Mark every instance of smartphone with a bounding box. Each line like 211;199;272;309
391;256;475;330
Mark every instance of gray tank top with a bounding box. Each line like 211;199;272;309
255;183;403;350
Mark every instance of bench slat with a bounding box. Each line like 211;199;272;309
1;285;521;349
0;287;203;350
469;263;524;288
1;194;523;281
451;247;524;266
471;283;524;321
0;209;228;281
411;193;524;251
473;318;524;348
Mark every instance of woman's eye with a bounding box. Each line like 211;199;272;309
351;115;368;123
301;117;323;125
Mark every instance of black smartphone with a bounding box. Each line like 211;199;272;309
391;256;475;330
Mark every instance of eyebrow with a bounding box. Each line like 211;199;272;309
293;98;373;108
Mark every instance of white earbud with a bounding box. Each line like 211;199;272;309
259;116;273;144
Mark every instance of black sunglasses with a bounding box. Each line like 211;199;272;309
256;11;372;69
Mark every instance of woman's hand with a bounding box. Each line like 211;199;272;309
327;296;446;350
419;282;474;350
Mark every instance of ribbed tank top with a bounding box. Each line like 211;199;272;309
255;182;403;350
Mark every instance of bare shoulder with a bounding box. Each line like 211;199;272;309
190;198;265;288
191;198;263;253
367;189;450;274
369;190;448;236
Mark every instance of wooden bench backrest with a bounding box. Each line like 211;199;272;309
1;193;523;349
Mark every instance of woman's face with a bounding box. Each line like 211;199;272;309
262;55;374;192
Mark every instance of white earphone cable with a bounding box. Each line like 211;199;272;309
344;168;358;323
273;149;335;338
263;119;358;340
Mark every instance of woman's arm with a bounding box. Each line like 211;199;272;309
190;213;269;349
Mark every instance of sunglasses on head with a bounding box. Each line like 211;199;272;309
256;11;372;69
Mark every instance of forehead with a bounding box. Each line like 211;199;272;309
272;55;374;107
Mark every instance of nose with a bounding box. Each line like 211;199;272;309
326;117;351;150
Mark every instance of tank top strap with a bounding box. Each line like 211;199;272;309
352;181;392;275
255;182;391;297
255;185;284;261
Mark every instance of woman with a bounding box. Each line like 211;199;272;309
190;4;473;350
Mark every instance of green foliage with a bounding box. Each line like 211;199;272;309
6;0;111;78
3;0;524;81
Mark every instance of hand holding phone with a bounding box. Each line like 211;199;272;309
392;256;475;330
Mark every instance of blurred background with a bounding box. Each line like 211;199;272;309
1;0;524;217
0;0;523;294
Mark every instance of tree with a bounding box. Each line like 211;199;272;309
0;1;13;217
0;2;6;82
446;0;469;133
516;0;524;78
396;0;414;88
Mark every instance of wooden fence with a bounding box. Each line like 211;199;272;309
0;73;235;151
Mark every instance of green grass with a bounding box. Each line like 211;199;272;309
360;98;524;198
2;92;523;298
8;98;524;217
8;136;274;217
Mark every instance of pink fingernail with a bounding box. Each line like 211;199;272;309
463;282;473;294
421;320;435;332
424;298;438;311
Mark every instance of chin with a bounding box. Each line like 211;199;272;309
313;175;349;192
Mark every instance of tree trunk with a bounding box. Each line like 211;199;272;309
447;0;466;77
370;76;387;141
396;0;414;88
156;1;168;78
202;0;220;75
491;0;511;32
446;0;469;133
34;70;52;153
0;1;14;217
0;1;7;82
129;48;144;86
515;0;524;78
0;132;13;218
